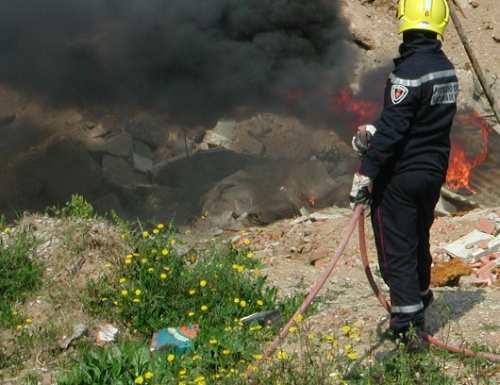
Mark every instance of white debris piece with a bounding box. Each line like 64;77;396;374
443;230;494;260
96;323;119;346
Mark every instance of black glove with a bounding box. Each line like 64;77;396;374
352;124;377;158
349;173;372;209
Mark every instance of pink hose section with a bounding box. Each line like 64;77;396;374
249;207;499;378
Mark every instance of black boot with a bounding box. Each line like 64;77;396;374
422;290;434;311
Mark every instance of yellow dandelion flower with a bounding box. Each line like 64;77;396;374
188;311;195;317
140;258;148;265
192;354;201;361
119;277;127;284
344;344;353;352
16;324;23;330
157;223;165;229
148;267;154;273
153;228;160;235
232;264;245;273
124;258;132;265
199;279;207;288
160;273;168;280
134;375;144;384
104;263;112;268
246;252;254;258
256;299;264;306
233;298;240;303
25;318;33;324
142;231;150;238
134;289;142;296
347;351;358;360
341;325;351;335
144;371;154;380
167;354;176;362
209;338;218;345
170;239;176;245
222;349;231;355
121;289;128;296
239;300;247;308
113;301;119;306
276;351;288;360
162;248;169;256
288;326;298;334
294;314;304;323
188;288;196;295
178;368;187;376
250;325;262;331
243;239;251;245
201;304;208;312
133;298;141;303
252;354;263;360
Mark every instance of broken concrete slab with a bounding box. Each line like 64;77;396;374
87;132;132;157
132;140;154;173
443;230;494;260
102;155;148;186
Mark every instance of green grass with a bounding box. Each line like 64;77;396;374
0;227;41;329
48;194;96;220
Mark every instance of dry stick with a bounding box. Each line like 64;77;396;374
450;1;500;126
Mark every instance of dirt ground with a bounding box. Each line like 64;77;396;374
223;206;499;367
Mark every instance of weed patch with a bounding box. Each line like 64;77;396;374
0;228;41;329
69;223;302;384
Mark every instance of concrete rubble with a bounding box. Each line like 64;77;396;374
438;210;500;287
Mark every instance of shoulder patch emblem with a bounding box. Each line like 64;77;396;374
390;84;409;105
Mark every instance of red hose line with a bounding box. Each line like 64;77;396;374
248;207;499;379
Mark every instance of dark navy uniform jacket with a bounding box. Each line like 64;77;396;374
360;34;458;181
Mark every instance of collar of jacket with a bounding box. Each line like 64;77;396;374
394;33;442;65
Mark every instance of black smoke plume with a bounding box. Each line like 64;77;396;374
0;0;353;123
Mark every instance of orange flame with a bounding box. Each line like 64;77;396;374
446;112;490;192
330;88;379;127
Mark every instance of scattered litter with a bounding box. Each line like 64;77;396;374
150;324;199;353
96;323;119;346
59;323;87;350
240;310;281;326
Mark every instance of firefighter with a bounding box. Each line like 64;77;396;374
350;0;458;349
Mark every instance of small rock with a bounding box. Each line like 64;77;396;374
493;34;500;43
59;323;87;350
469;0;479;8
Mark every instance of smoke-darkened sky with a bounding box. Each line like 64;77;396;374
0;0;354;122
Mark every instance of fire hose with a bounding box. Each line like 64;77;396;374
249;205;500;377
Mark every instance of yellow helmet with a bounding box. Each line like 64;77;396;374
397;0;450;36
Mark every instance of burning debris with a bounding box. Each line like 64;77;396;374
446;111;490;192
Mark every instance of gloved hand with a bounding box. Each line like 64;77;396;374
349;173;372;209
352;124;377;158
